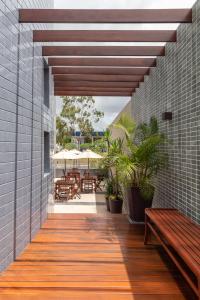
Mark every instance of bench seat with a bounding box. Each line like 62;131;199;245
144;208;200;299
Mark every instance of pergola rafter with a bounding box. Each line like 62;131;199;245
54;74;144;82
18;7;192;97
19;9;192;23
52;67;150;76
55;91;133;96
55;87;135;92
54;81;139;88
33;30;177;43
48;57;156;67
43;46;165;57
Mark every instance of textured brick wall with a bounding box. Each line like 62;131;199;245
0;0;54;271
132;1;200;224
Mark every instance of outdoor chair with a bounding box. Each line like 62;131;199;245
96;175;105;192
68;172;81;185
81;178;95;193
71;183;81;199
55;180;71;202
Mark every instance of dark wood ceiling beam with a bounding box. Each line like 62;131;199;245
49;57;156;67
54;74;144;82
55;87;135;92
33;30;176;43
43;46;165;57
55;91;132;96
54;81;139;88
19;9;192;23
52;67;150;76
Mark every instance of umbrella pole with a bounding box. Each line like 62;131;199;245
88;158;89;171
64;160;66;176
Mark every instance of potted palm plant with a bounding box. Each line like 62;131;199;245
105;179;113;211
114;114;168;222
102;132;124;214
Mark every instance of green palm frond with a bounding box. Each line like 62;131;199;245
114;113;136;139
150;116;159;135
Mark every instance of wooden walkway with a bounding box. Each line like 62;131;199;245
0;213;196;300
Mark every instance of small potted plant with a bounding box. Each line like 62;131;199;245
109;193;123;214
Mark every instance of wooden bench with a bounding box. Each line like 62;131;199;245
144;208;200;299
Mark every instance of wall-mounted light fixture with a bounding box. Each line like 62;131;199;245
162;112;172;121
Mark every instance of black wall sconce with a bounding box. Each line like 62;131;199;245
162;112;172;121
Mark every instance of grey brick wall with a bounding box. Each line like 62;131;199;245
132;0;200;224
0;0;54;271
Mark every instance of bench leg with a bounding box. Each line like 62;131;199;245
144;213;149;245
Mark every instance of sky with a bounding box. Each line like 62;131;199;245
54;0;196;130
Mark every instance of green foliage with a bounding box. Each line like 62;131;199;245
105;179;114;197
136;116;159;141
114;113;136;139
102;114;168;201
139;181;155;202
80;143;93;151
60;96;104;138
56;116;70;147
80;138;107;154
64;143;77;150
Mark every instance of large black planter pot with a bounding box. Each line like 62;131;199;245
109;199;123;214
127;187;153;222
105;196;110;212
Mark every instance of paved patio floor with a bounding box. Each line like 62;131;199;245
48;192;107;214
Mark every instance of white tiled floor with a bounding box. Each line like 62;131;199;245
48;193;107;214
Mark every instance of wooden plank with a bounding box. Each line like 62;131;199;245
33;30;177;42
52;67;150;76
43;46;165;57
54;91;132;96
0;213;195;299
19;9;192;23
0;293;187;300
49;57;156;67
145;209;200;298
54;81;139;88
55;87;134;92
54;74;144;82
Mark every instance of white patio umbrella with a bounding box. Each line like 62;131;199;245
67;149;82;168
52;150;81;175
80;149;103;170
67;149;82;155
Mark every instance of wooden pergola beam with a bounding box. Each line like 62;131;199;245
54;81;139;88
33;30;176;43
49;57;156;67
55;87;135;92
43;46;165;57
52;67;150;76
55;91;132;96
19;9;192;24
54;74;144;82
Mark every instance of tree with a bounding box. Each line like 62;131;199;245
56;116;71;147
60;96;104;138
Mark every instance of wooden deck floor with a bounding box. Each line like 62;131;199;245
0;213;196;300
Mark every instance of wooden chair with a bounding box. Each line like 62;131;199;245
71;183;81;199
55;181;71;202
96;175;104;192
68;172;80;184
144;208;200;299
81;178;96;193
